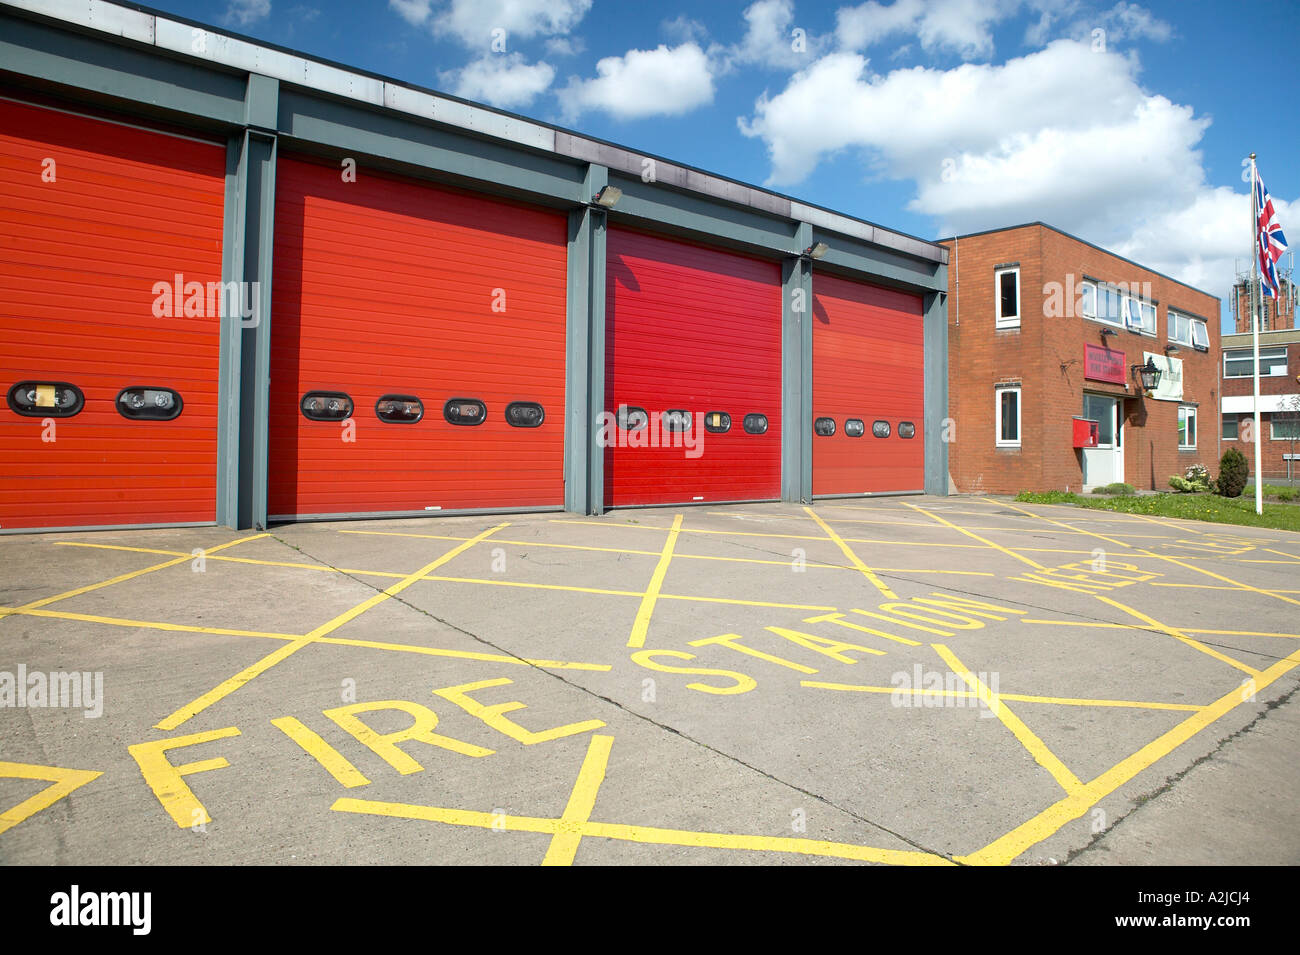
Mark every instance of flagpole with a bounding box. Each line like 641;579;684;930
1251;154;1264;516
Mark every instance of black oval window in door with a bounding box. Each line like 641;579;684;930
617;405;648;431
814;417;836;436
872;420;892;438
845;418;865;437
743;413;768;435
376;395;424;423
505;401;545;428
444;398;486;425
302;391;353;421
704;412;731;433
117;387;183;420
898;421;916;439
661;410;692;432
7;381;84;418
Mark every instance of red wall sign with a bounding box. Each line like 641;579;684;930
1084;344;1126;384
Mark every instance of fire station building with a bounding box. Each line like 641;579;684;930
941;223;1221;494
0;0;949;534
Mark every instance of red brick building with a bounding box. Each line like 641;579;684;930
940;223;1221;494
1220;328;1300;482
1230;275;1296;332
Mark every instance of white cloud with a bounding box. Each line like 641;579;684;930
443;53;556;108
544;35;585;57
557;43;715;122
837;0;1169;59
729;0;827;70
221;0;271;27
433;0;591;48
662;14;709;46
836;0;1018;60
1092;1;1172;43
388;0;431;27
739;38;1267;305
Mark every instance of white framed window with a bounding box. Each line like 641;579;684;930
1224;347;1287;378
1124;296;1157;336
995;267;1020;328
1169;310;1192;345
1169;310;1207;348
1095;284;1124;327
1222;414;1239;440
1079;281;1097;320
1191;319;1209;350
1271;414;1300;440
1178;406;1197;449
996;386;1021;447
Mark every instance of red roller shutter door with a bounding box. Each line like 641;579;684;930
0;99;225;531
605;229;782;507
812;274;924;496
269;157;568;518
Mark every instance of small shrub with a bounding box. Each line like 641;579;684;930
1216;448;1248;498
1095;482;1135;495
1279;488;1295;502
1169;475;1195;492
1183;464;1211;491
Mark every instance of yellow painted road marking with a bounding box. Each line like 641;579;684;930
963;642;1300;865
902;502;1047;570
271;717;371;788
0;606;611;670
57;538;993;580
932;644;1084;796
804;507;898;599
990;498;1133;549
627;515;684;648
1138;548;1300;608
0;606;300;640
340;530;663;558
313;636;612;670
1152;582;1300;594
1128;511;1207;535
1095;597;1261;677
0;534;268;620
1023;618;1300;641
799;681;1204;712
542;734;614;866
332;797;953;865
128;727;240;828
155;525;508;730
0;761;102;837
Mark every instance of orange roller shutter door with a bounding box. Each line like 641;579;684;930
268;157;568;518
0;99;225;531
812;274;925;496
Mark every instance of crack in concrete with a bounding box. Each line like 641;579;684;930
1063;679;1300;864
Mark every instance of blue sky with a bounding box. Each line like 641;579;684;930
162;0;1296;329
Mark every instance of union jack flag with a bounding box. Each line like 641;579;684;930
1256;169;1289;299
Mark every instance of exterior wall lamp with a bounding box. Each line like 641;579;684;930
1131;356;1161;393
592;185;622;208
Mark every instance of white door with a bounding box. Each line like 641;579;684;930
1081;394;1124;488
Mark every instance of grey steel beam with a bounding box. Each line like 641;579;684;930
221;74;280;529
215;134;242;529
564;165;607;514
811;229;946;293
922;286;950;495
276;90;585;206
563;165;609;515
0;10;246;128
782;223;814;504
